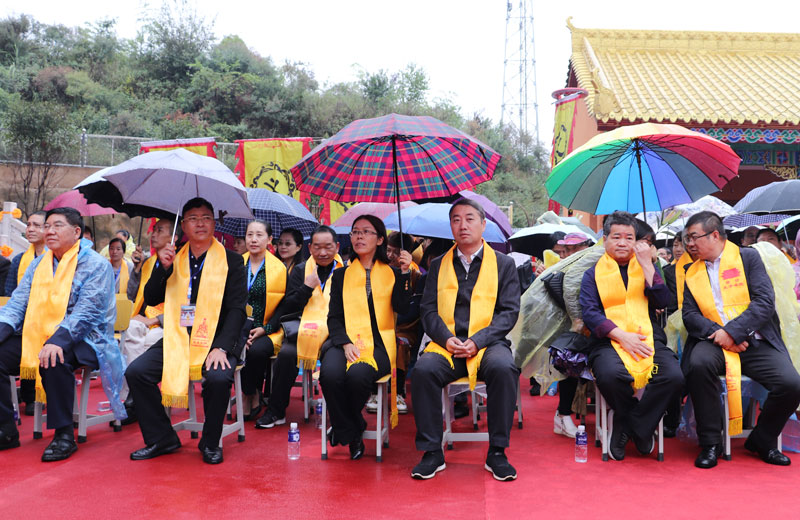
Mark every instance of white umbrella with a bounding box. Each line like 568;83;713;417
102;148;252;239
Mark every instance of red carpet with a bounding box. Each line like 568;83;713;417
1;379;796;519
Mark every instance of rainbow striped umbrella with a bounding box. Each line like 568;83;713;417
546;123;740;214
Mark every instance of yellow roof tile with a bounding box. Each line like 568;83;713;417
567;18;800;126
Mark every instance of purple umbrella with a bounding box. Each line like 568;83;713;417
457;190;513;239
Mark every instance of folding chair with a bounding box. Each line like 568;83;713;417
720;375;782;460
594;382;664;461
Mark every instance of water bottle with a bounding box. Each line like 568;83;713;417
575;425;588;463
546;382;558;396
314;401;323;429
288;422;300;460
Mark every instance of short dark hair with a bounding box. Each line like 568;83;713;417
115;229;130;240
310;225;338;244
30;211;46;220
634;218;656;243
756;228;780;241
550;231;566;248
387;231;415;253
277;228;304;264
45;207;84;236
246;219;273;237
108;237;126;251
83;226;94;239
352;215;389;264
685;211;726;240
448;198;485;221
602;211;637;236
182;197;214;217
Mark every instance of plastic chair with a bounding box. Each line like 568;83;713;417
594;381;664;461
720;375;782;460
8;376;20;425
321;374;391;462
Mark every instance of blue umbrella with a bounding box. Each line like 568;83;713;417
217;188;318;238
384;203;506;243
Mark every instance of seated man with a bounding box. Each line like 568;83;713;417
0;207;126;461
255;225;342;429
119;217;174;424
126;198;246;464
579;211;683;461
411;199;521;481
682;211;800;468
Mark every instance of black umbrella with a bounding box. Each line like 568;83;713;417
737;180;800;215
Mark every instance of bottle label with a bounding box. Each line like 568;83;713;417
576;433;588;446
289;431;300;442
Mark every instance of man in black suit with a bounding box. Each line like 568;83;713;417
411;199;521;481
682;211;800;468
125;198;247;464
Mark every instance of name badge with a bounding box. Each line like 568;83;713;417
180;305;196;327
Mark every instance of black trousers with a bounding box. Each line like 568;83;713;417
412;342;520;451
266;341;300;418
125;340;236;447
685;339;800;448
558;377;579;416
319;343;390;445
0;335;98;429
590;341;684;442
241;335;273;396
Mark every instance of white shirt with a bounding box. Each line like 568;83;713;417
704;250;761;339
456;244;483;274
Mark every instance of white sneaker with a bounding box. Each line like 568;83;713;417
554;411;578;438
365;394;378;413
396;395;408;414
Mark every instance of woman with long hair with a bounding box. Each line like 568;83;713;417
275;228;304;274
320;215;412;460
241;219;287;420
108;236;133;299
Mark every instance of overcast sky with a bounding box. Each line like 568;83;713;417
5;1;799;150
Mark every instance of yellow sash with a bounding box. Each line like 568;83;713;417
344;258;398;427
131;255;164;321
595;252;656;390
425;242;497;391
114;261;130;298
675;252;692;309
296;257;341;369
21;241;81;403
243;251;287;354
685;241;748;436
17;245;38;285
161;239;228;407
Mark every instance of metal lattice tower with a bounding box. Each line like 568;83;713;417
501;0;540;148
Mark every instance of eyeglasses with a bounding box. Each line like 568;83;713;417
350;229;378;238
183;215;215;225
683;231;713;245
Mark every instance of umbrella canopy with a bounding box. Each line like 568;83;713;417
640;195;735;231
216;188;318;238
76;167;175;219
723;213;791;228
45;189;117;217
102;148;252;220
292;113;501;203
458;190;513;238
332;201;417;227
546;123;740;214
735;180;800;215
509;223;596;258
383;203;506;243
776;215;800;239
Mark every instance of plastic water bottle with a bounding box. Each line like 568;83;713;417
288;422;300;460
314;401;323;429
546;382;558;396
575;425;588;463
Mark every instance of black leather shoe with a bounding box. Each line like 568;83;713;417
41;432;77;462
130;437;181;460
608;411;628;461
663;426;677;438
0;422;20;451
349;438;365;460
633;433;655;456
120;405;138;426
23;401;35;417
695;444;722;469
745;436;791;465
202;445;224;464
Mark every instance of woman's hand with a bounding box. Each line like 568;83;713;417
398;250;412;273
246;327;266;347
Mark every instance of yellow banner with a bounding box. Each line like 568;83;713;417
551;98;577;167
239;139;308;191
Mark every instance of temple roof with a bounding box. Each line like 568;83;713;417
567;19;800;126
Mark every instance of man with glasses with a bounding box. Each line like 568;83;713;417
255;225;342;429
682;211;800;468
126;198;247;464
0;207;125;461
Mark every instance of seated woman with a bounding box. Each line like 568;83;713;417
276;228;304;275
241;220;287;420
320;215;411;460
108;237;134;300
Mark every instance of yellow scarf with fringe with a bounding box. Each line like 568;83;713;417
17;245;38;285
243;251;287;354
114;261;130;298
344;258;398;427
132;255;164;321
675;252;692;309
21;240;81;403
161;239;227;408
595;252;655;390
685;240;748;436
425;242;497;391
296;256;341;369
